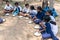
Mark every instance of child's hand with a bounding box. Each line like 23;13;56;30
39;22;44;26
36;29;41;33
39;22;46;28
33;16;37;20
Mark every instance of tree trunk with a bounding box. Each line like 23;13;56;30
42;0;48;8
48;0;55;9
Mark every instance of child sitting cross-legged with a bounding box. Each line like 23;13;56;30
4;1;13;16
33;6;45;24
28;5;37;19
22;3;30;14
39;15;59;40
20;3;30;16
13;2;22;16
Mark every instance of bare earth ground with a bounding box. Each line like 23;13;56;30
0;2;60;40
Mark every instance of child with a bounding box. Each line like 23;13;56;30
4;1;13;16
22;3;29;13
50;21;58;36
33;6;45;24
51;8;58;18
20;3;30;16
39;15;59;40
43;6;49;12
43;1;49;12
29;5;37;18
13;2;22;16
46;10;55;22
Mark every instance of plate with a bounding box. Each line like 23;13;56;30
25;17;29;20
18;16;23;18
34;32;41;37
5;13;9;16
28;21;33;24
34;25;40;29
3;19;6;22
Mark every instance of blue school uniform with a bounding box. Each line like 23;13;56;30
43;6;49;12
13;6;21;16
34;11;45;24
36;11;45;20
34;19;41;24
45;22;59;40
30;10;37;18
51;8;58;18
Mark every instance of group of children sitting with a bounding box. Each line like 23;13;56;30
2;1;59;40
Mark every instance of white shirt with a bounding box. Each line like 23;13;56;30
4;4;13;10
22;7;29;13
14;6;22;11
29;10;37;15
50;15;55;21
50;23;58;36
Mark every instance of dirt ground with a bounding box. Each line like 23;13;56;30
0;2;60;40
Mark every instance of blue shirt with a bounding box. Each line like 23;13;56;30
45;22;58;40
43;6;49;12
36;11;45;20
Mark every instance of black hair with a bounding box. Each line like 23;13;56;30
6;1;9;3
30;5;35;10
47;10;53;15
37;6;42;11
50;21;56;25
43;15;51;22
25;3;29;6
15;2;19;5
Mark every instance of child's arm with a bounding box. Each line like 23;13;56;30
39;22;46;32
33;16;37;20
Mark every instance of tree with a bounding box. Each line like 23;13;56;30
49;0;55;9
42;0;48;8
42;0;55;9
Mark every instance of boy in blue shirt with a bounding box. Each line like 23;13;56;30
33;6;45;24
39;15;59;40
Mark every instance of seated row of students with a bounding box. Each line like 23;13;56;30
31;6;58;40
3;1;59;40
39;15;58;40
4;1;58;18
22;5;58;40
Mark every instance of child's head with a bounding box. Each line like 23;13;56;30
30;5;35;10
46;10;52;16
25;3;29;8
15;2;19;7
6;1;10;6
43;15;51;22
37;6;42;12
